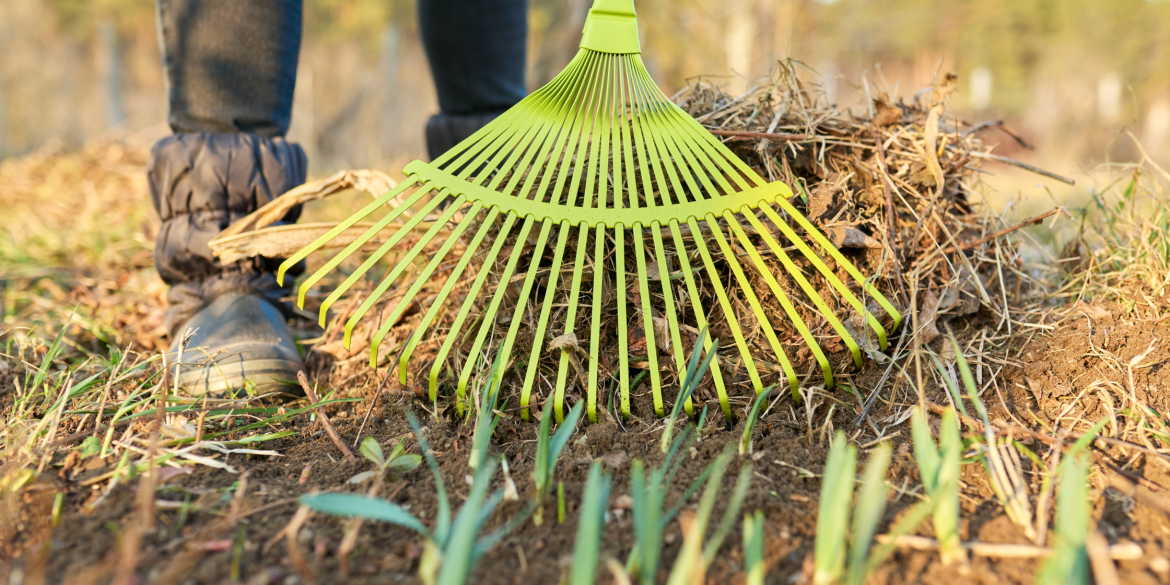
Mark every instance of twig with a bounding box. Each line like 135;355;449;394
354;331;413;444
944;208;1063;253
870;126;909;307
875;534;1141;560
963;120;1035;150
705;129;810;141
967;151;1076;185
298;371;356;462
1087;532;1122;585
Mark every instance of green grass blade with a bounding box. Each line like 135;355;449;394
298;493;429;536
569;462;611;585
666;450;732;585
936;407;964;564
743;510;765;585
546;400;585;491
740;386;773;455
928;353;969;420
661;330;716;453
409;412;452;546
814;431;856;585
1036;455;1090;585
534;394;555;494
701;462;753;569
910;406;941;493
845;442;892;585
437;457;498;585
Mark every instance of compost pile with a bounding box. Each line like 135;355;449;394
312;63;1032;418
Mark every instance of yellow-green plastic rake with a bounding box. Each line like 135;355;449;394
277;0;901;424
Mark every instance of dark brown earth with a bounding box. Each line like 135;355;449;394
5;292;1170;585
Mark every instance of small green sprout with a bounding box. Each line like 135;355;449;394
814;432;856;585
938;329;1035;541
557;481;567;525
661;330;717;453
533;397;584;525
469;362;503;471
815;432;907;585
349;436;422;485
845;442;892;585
627;426;718;584
666;451;752;585
743;510;765;585
910;406;964;564
740;385;774;455
1036;455;1090;585
569;461;612;585
302;413;529;585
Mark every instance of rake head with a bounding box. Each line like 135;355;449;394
278;0;901;423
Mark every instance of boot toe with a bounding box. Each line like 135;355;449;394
170;293;306;398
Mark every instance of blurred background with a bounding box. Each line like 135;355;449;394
0;0;1167;184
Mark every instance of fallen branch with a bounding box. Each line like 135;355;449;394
963;120;1035;150
875;534;1142;560
705;129;810;141
966;151;1075;185
298;371;356;462
945;208;1063;254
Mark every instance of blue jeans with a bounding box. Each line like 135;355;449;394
156;0;528;136
150;0;528;333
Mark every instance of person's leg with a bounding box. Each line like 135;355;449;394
151;0;307;395
418;0;528;161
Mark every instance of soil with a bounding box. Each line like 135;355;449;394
5;294;1170;585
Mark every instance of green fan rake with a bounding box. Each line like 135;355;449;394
278;0;901;423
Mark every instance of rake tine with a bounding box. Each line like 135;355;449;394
428;212;522;413
632;225;664;415
439;55;587;182
703;215;803;392
615;228;632;419
586;225;606;423
668;220;733;420
650;226;691;414
350;201;484;349
316;191;459;327
771;199;902;334
685;217;765;391
467;218;550;403
633;73;730;415
759;205;895;350
292;181;434;307
518;221;571;421
626;60;687;413
738;210;864;368
392;207;502;387
276;178;419;286
653;104;866;377
646;99;810;392
552;225;592;422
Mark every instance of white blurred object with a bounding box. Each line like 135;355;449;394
821;63;839;106
725;0;755;96
969;66;993;110
1145;98;1170;158
1098;72;1124;122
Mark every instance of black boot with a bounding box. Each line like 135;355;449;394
424;111;507;162
149;132;308;397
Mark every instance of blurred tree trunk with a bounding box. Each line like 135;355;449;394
99;20;125;129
